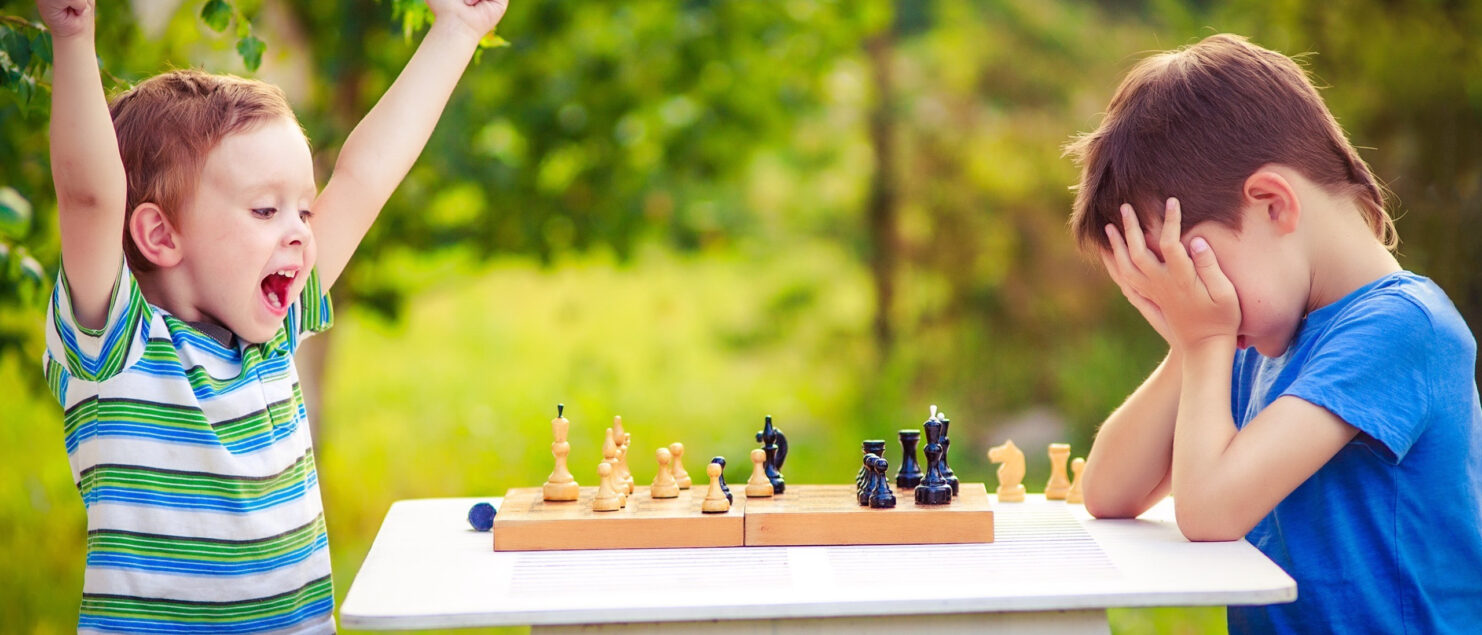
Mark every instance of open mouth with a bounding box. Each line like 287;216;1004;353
261;269;297;312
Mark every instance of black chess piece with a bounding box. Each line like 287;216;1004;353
710;456;732;503
859;440;886;491
914;418;953;505
466;502;497;531
938;412;959;496
895;430;923;489
756;415;788;494
868;455;897;509
858;452;878;506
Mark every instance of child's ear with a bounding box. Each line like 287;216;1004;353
129;203;184;268
1242;169;1300;235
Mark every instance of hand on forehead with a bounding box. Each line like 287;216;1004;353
1113;198;1184;262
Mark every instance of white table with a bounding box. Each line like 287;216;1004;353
340;495;1294;633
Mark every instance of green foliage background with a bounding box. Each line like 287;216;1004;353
2;0;1477;633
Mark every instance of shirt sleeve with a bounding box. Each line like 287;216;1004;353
1281;292;1435;464
284;267;333;354
44;259;150;383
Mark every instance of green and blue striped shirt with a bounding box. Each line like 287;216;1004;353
44;262;336;634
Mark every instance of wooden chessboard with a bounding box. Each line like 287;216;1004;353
492;483;994;551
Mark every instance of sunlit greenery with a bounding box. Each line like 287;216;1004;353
3;0;1477;633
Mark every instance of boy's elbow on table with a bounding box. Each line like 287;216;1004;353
1174;501;1251;542
1081;479;1148;520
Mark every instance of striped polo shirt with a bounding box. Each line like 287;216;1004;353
43;262;336;634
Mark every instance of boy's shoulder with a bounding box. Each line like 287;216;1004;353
1329;271;1473;351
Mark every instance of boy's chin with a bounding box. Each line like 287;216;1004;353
1251;339;1293;358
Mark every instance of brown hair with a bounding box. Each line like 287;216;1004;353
1065;34;1395;254
109;69;301;272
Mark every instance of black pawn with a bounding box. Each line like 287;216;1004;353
914;419;953;505
858;453;878;506
939;413;959;496
859;440;886;491
895;430;923;489
711;456;732;503
756;415;788;494
467;502;497;531
868;455;896;509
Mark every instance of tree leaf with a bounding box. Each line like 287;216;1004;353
0;186;33;240
0;25;31;71
201;0;233;32
16;72;35;107
31;31;52;66
479;33;510;50
236;34;264;72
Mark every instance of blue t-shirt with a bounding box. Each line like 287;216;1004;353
1227;272;1482;634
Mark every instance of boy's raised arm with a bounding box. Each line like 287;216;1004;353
41;0;127;329
311;0;509;291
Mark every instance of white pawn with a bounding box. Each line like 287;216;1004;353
621;432;635;495
746;448;774;497
701;462;730;513
652;448;680;498
592;462;621;512
613;416;634;495
670;442;692;489
1067;457;1086;504
602;428;627;508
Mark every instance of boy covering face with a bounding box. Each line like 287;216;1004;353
1067;34;1482;633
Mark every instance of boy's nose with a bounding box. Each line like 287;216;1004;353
282;217;311;246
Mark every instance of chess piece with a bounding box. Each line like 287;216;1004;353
670;442;692;489
602;427;618;470
858;452;878;506
593;462;621;512
755;415;788;494
467;502;497;531
746;448;774;497
914;418;953;505
1046;443;1072;500
602;429;627;508
711;456;733;503
543;404;580;501
859;440;886;491
612;416;634;495
868;455;896;509
651;447;680;498
1067;457;1086;504
937;410;959;496
701;462;731;513
987;439;1026;502
621;433;635;494
895;430;923;489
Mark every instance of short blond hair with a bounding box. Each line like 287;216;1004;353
110;69;301;272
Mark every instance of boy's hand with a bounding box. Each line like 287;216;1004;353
427;0;508;42
1100;249;1177;347
37;0;94;39
1104;198;1241;353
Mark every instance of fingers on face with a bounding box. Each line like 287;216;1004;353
1190;237;1238;303
1120;204;1164;272
1104;222;1138;282
1159;198;1195;279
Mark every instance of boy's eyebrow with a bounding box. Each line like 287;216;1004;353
239;178;319;201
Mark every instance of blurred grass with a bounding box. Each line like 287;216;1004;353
3;241;1223;634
